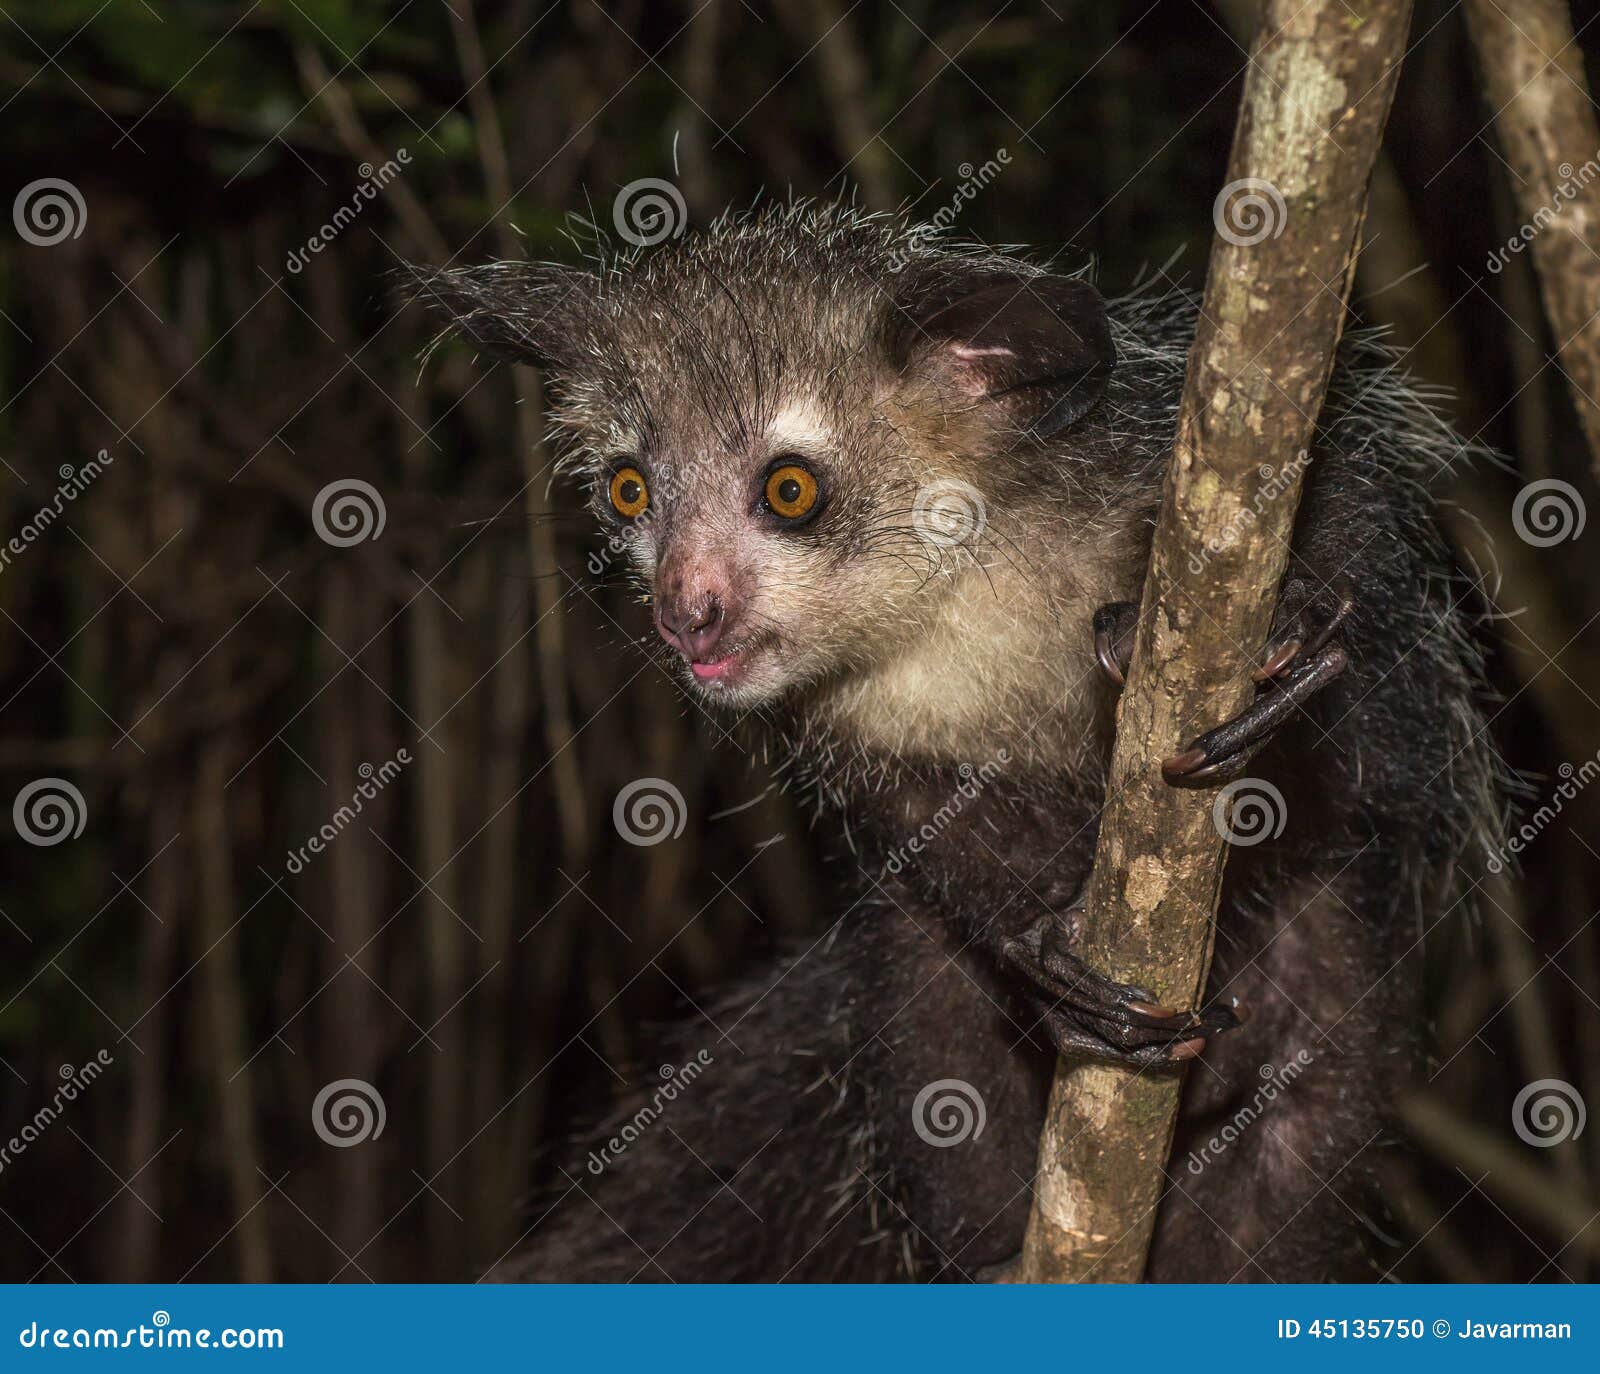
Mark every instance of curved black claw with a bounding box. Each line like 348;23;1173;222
1162;575;1355;788
1163;643;1348;787
1001;912;1241;1067
1093;600;1140;687
1253;576;1355;682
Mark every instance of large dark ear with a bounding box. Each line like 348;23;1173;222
398;260;598;372
891;275;1115;436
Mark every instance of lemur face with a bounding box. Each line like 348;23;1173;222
584;390;919;708
415;208;1115;711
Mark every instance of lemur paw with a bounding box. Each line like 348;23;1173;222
1163;576;1352;787
1001;908;1241;1067
1093;578;1353;788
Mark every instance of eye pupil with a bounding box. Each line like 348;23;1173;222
765;462;819;522
609;465;649;518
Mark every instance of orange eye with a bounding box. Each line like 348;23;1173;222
608;466;649;519
764;462;820;521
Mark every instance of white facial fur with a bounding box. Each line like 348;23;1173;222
588;385;1137;774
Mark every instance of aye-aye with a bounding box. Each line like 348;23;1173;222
415;203;1498;1282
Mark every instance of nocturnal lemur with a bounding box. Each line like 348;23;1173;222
414;203;1498;1282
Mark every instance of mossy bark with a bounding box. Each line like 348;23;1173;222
1017;0;1414;1283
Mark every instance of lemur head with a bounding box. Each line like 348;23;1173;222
416;205;1118;725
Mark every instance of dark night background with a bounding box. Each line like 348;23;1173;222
0;0;1597;1281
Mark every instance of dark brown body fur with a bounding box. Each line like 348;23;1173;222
492;460;1480;1283
416;205;1497;1282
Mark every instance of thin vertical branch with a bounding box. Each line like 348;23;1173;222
195;705;272;1282
452;0;593;865
318;569;385;1268
1018;0;1413;1282
1466;0;1600;481
118;705;183;1279
471;568;535;1257
773;0;897;209
399;369;468;1267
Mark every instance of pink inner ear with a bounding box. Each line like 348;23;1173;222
944;341;1017;397
949;343;1016;360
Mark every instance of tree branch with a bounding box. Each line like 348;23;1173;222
1465;0;1600;482
1016;0;1413;1283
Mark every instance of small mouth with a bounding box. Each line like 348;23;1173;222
685;636;767;688
690;652;742;682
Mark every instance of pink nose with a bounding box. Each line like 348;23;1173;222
656;592;724;660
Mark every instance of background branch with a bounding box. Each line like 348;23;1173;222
1466;0;1600;482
